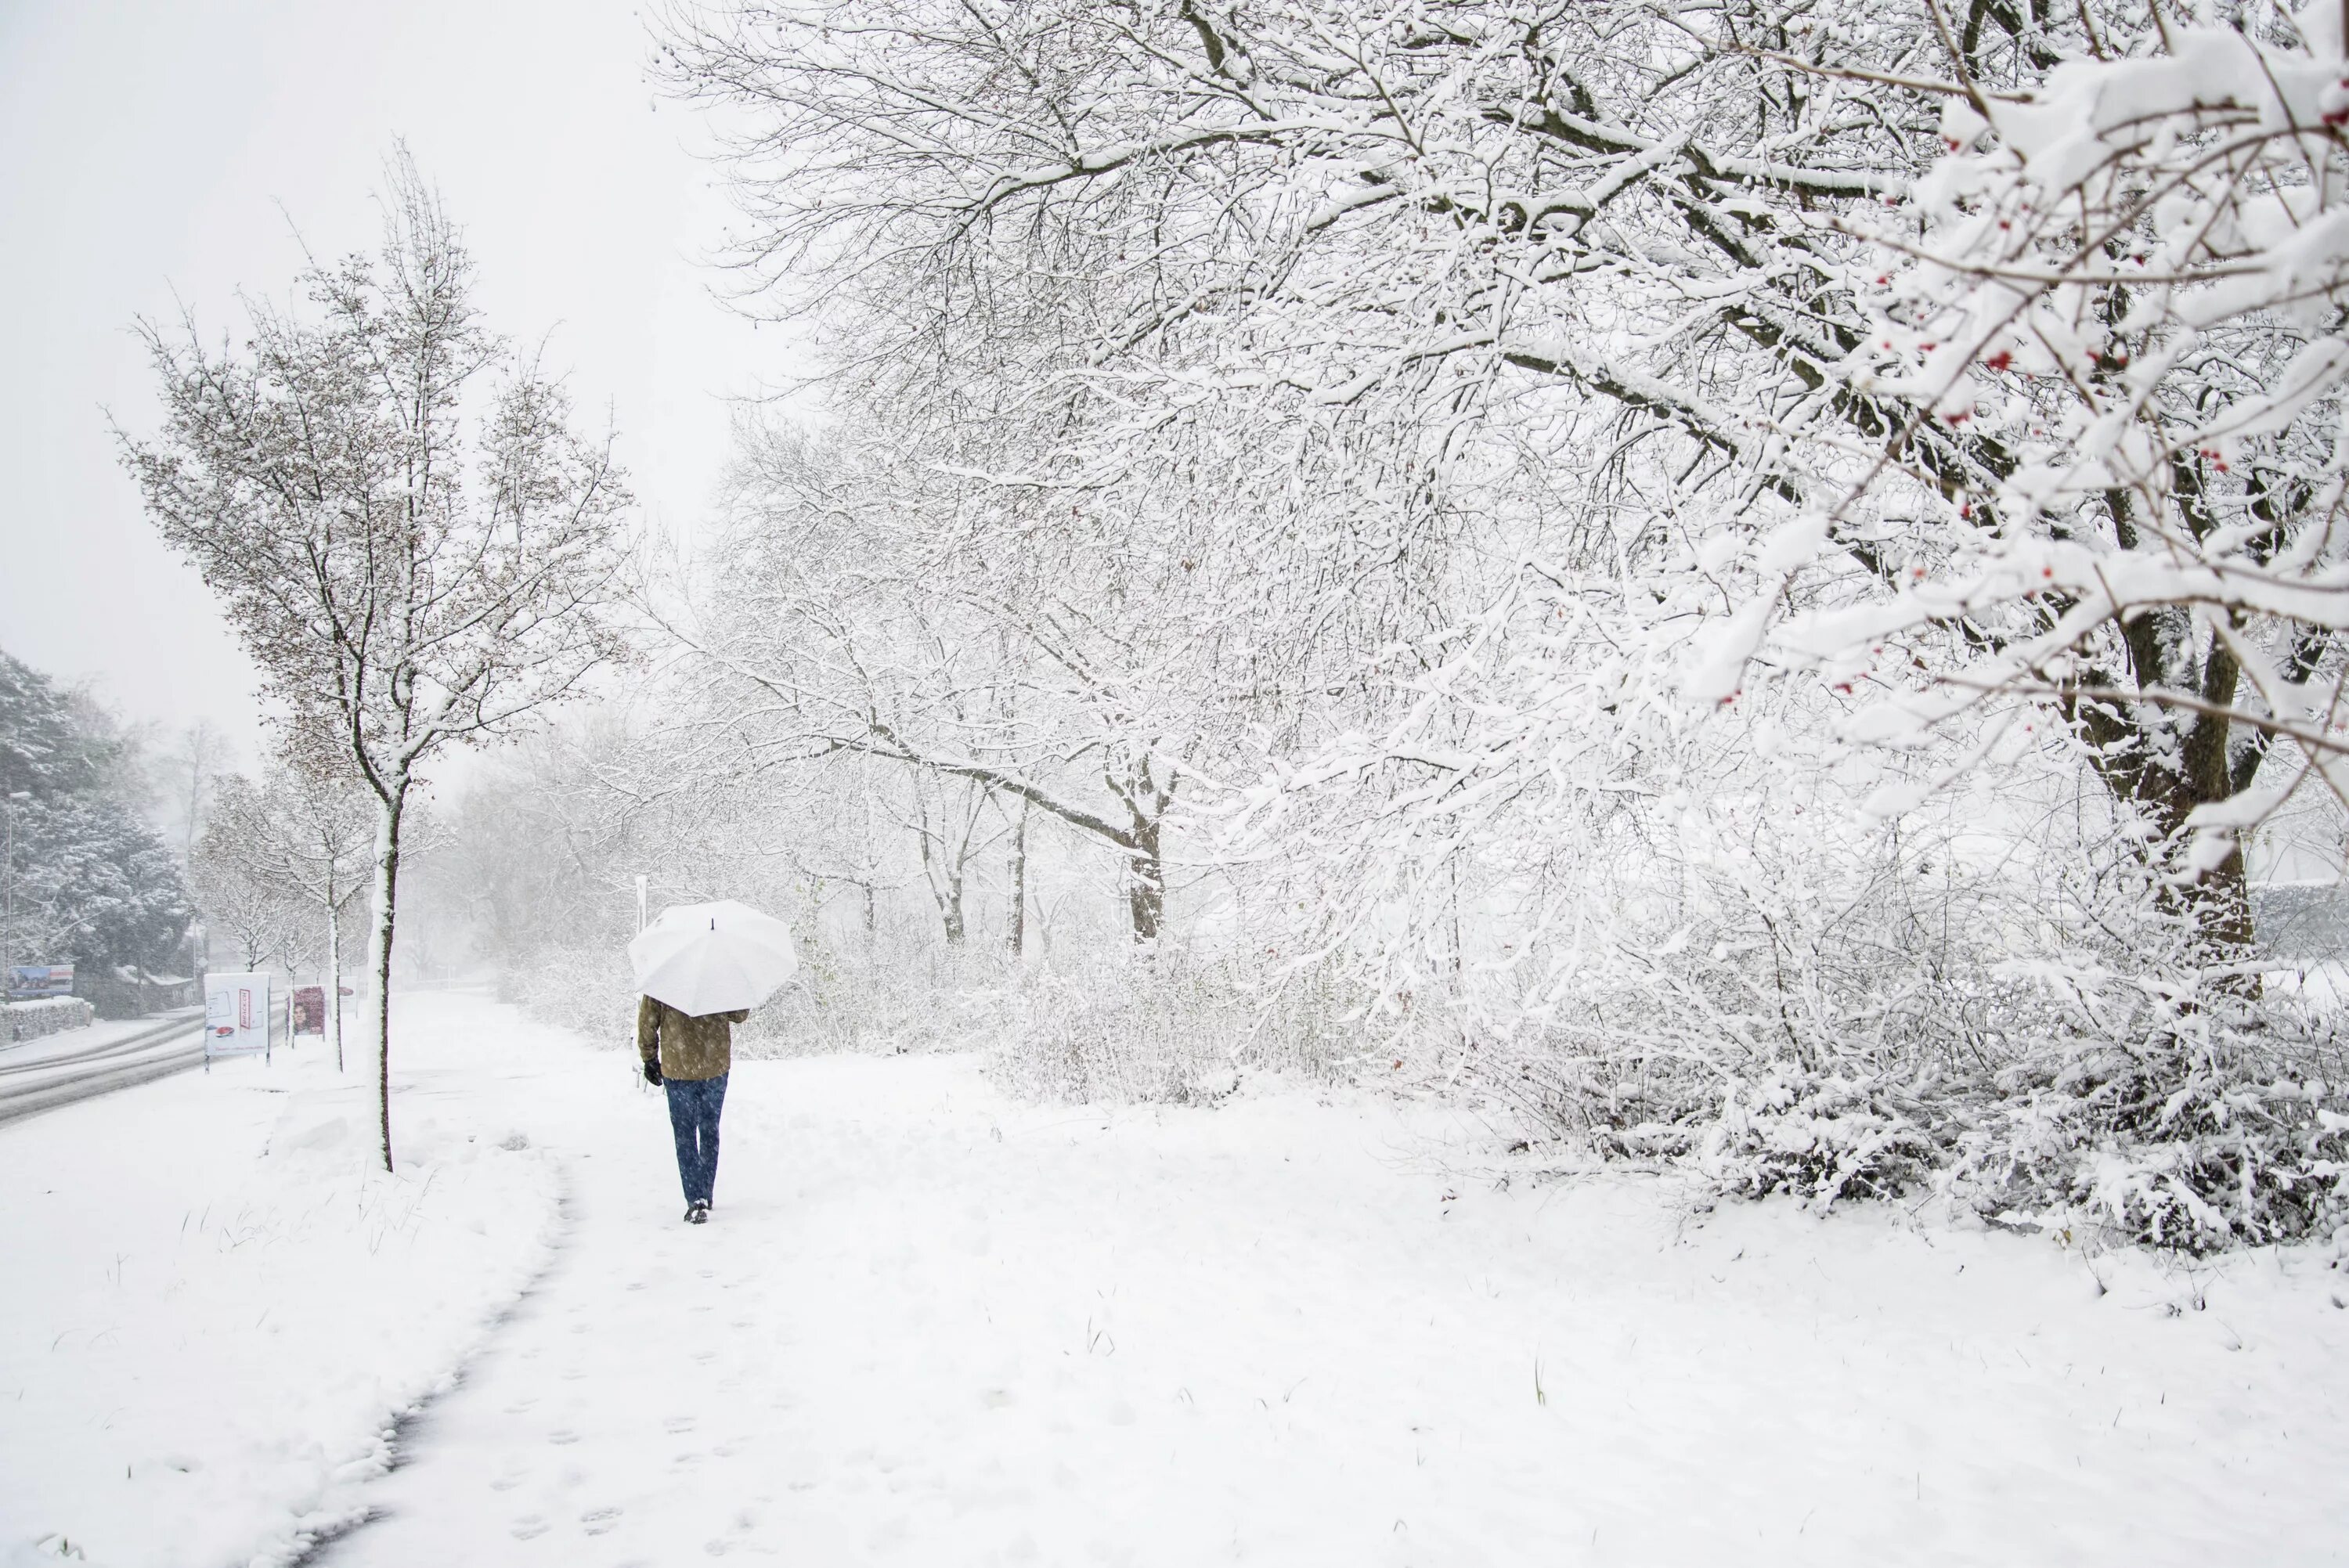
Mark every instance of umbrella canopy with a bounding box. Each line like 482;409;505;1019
627;899;799;1017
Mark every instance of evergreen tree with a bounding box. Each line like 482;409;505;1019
0;650;191;978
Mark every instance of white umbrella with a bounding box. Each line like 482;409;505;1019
628;899;799;1017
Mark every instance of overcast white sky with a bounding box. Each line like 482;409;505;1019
0;0;777;767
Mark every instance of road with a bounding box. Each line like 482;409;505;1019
0;1009;207;1125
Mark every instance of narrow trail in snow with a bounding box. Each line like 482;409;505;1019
289;1179;579;1568
307;997;2349;1567
312;1107;798;1561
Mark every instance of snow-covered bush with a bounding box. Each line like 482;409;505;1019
1950;986;2349;1252
987;954;1354;1105
498;944;640;1052
744;950;1023;1058
1223;574;2349;1248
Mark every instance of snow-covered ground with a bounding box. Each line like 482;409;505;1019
0;998;561;1568
5;994;2348;1566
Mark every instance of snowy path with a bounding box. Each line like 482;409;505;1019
0;996;560;1568
9;993;2349;1566
305;998;2349;1567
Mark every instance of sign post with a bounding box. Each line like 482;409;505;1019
204;972;272;1066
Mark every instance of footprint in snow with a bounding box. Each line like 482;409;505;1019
665;1415;698;1433
548;1429;581;1446
510;1515;550;1540
581;1505;622;1535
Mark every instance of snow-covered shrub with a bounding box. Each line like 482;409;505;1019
987;953;1353;1105
1949;985;2349;1253
1225;563;2349;1249
1439;766;2037;1206
1690;1070;1945;1206
1495;812;2349;1248
498;945;638;1050
741;947;1023;1058
990;964;1227;1105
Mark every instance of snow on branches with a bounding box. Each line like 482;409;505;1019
1766;5;2349;935
662;0;2349;1247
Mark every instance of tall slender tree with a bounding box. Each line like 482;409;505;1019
120;153;633;1169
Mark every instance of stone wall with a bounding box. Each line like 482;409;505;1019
5;997;95;1043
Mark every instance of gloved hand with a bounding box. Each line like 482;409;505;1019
644;1058;664;1087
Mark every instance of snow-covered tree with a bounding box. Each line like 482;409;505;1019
1749;5;2349;964
666;0;2349;967
200;770;374;1067
685;420;1194;941
189;815;305;972
650;0;2349;1247
119;154;634;1170
151;719;236;866
0;648;112;800
0;649;192;986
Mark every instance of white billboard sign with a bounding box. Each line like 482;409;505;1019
204;972;272;1060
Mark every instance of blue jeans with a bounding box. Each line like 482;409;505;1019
664;1072;728;1207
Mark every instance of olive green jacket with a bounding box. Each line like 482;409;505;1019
637;996;749;1081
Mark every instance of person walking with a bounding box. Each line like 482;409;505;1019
639;995;749;1224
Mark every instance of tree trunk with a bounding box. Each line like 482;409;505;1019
367;788;406;1173
2171;833;2260;997
941;870;966;946
1128;816;1163;944
2073;653;2264;978
1007;799;1029;958
327;902;343;1074
914;805;966;947
2198;846;2257;948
